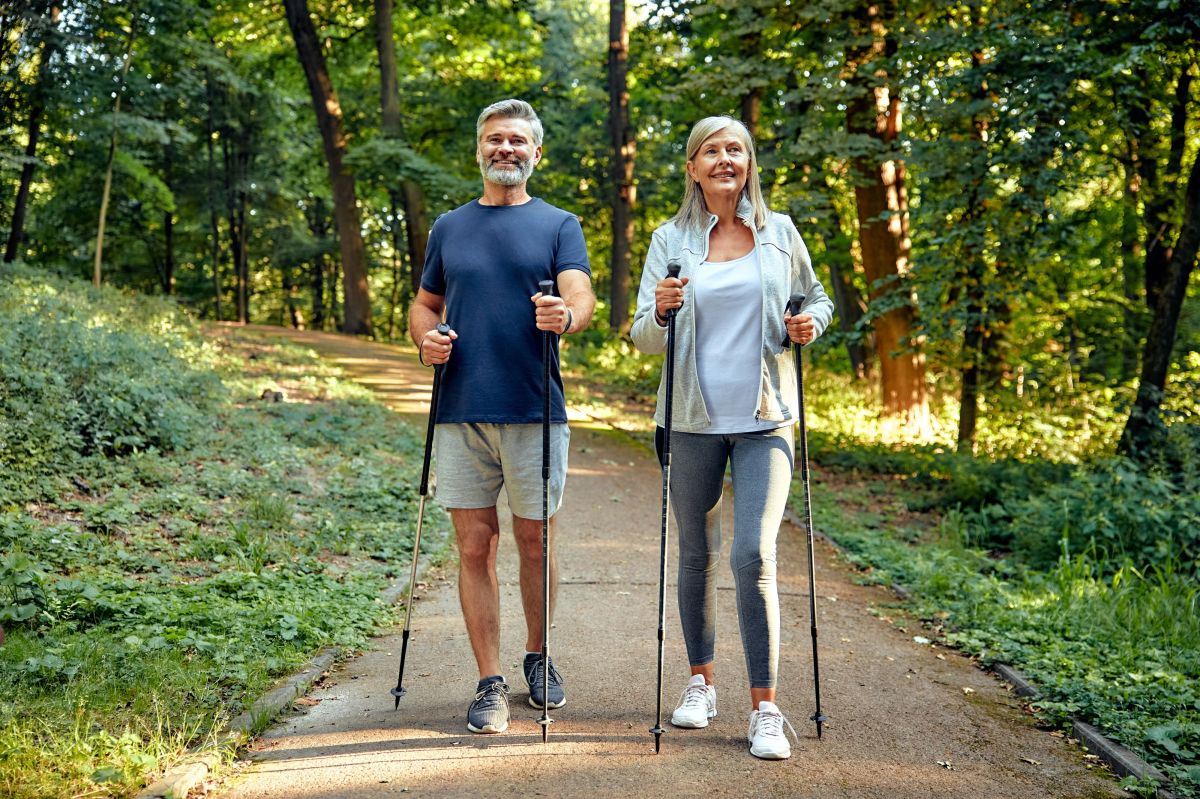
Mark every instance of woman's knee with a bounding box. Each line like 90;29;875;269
730;545;776;579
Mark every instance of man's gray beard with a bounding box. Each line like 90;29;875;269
480;157;534;187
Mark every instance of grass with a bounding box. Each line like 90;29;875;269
0;275;448;798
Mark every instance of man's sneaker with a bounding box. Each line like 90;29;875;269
671;674;717;728
523;653;566;709
747;700;796;759
467;677;510;734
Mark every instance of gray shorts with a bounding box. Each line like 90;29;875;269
434;422;570;519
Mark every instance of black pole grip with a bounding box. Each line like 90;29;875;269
666;260;682;320
784;294;807;348
436;322;450;336
539;279;555;297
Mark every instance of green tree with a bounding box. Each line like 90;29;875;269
283;0;372;336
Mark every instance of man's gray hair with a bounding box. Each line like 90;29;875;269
476;99;544;147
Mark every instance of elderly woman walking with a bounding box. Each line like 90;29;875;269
630;115;834;760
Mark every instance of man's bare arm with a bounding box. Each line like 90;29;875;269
409;288;455;365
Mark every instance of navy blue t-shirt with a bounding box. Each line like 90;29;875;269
420;198;590;424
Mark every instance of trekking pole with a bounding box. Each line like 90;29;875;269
650;259;682;754
787;294;828;739
391;322;451;708
537;279;556;744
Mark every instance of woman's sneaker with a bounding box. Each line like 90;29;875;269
671;674;717;728
747;700;796;759
523;653;566;709
467;677;510;734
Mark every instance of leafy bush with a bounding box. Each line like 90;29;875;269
561;326;662;395
990;458;1200;573
0;267;221;502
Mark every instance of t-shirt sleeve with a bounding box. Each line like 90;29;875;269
554;214;590;277
419;218;446;295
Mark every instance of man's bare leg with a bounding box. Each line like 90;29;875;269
512;514;557;652
451;507;503;678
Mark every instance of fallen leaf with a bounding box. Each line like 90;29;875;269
913;635;931;645
294;697;321;707
937;760;954;770
936;654;947;660
962;687;975;695
1021;757;1041;765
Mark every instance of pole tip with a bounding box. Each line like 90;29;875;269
650;725;664;753
390;686;406;709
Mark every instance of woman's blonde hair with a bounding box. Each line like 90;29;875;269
672;116;769;232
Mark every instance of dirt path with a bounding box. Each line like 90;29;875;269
214;326;1122;799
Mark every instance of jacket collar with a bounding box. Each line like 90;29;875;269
678;195;759;255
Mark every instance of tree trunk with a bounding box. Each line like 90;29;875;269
161;147;175;295
4;5;58;264
283;265;305;329
287;0;372;335
308;195;330;329
374;0;429;310
312;252;326;330
741;88;762;141
93;17;137;287
162;209;175;294
1119;78;1200;458
222;131;249;323
204;66;223;320
1120;142;1144;382
956;41;992;454
828;261;870;379
238;189;249;322
388;207;403;340
845;0;929;434
608;0;635;332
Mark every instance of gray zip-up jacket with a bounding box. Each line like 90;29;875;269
630;198;835;433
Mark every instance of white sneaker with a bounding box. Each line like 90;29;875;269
670;674;717;728
747;701;796;759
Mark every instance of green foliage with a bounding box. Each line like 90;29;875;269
0;272;442;798
562;325;662;396
813;453;1200;796
0;266;221;503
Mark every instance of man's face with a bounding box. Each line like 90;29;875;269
477;116;541;187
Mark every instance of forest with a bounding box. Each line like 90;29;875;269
1;0;1198;797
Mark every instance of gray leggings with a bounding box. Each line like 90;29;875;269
669;426;794;689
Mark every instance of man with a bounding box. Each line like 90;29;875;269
409;99;595;734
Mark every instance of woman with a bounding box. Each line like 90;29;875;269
630;116;834;760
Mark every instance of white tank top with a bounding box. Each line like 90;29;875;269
693;248;776;434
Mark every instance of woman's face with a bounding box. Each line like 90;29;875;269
686;128;750;203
